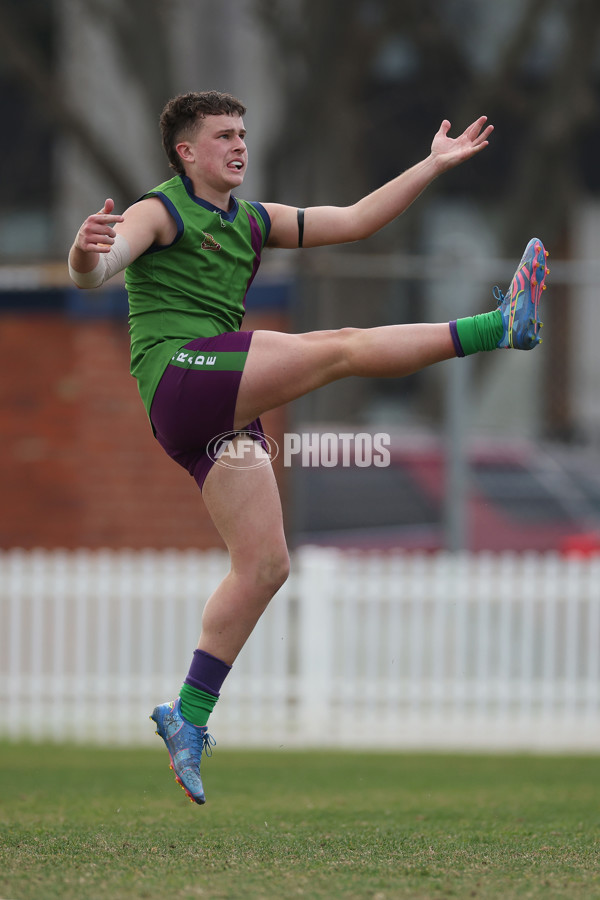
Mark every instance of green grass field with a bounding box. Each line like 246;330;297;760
0;742;599;900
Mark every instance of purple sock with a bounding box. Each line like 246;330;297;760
449;321;466;358
184;648;232;697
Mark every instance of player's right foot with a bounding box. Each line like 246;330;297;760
495;237;548;349
150;698;215;805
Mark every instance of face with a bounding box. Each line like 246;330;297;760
176;114;248;199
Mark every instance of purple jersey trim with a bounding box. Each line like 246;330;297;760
139;192;185;253
242;210;263;310
248;201;271;243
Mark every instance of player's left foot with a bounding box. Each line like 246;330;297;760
150;698;215;805
495;237;548;349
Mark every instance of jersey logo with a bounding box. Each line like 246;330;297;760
201;232;221;251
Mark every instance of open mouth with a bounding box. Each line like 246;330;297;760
228;160;244;171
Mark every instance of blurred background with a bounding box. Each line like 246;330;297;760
1;0;600;748
2;0;600;553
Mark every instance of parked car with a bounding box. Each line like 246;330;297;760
291;432;600;553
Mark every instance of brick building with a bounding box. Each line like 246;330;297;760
0;275;289;549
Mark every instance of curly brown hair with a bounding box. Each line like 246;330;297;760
160;91;247;175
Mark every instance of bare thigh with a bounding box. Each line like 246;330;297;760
202;435;287;565
233;329;353;429
234;324;454;428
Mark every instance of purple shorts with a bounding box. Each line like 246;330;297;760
150;331;265;490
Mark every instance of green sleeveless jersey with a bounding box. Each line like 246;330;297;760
125;174;271;417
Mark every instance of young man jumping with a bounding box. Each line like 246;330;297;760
68;90;548;804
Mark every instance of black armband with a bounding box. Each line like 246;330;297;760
297;208;305;248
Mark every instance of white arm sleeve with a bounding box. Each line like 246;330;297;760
68;233;132;288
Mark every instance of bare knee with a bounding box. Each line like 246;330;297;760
260;547;291;595
236;545;290;599
303;326;361;380
333;327;362;377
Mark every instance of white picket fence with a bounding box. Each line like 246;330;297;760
1;547;599;750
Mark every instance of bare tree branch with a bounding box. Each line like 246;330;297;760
0;6;137;201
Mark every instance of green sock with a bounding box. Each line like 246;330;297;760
179;682;218;727
455;309;503;355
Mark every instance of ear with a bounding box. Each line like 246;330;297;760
175;141;194;165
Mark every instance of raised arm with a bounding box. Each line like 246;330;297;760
264;116;493;249
68;196;175;288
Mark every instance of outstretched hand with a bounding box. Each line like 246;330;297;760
430;116;494;173
75;198;125;253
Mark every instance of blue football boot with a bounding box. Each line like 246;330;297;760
150;698;215;805
495;237;548;349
